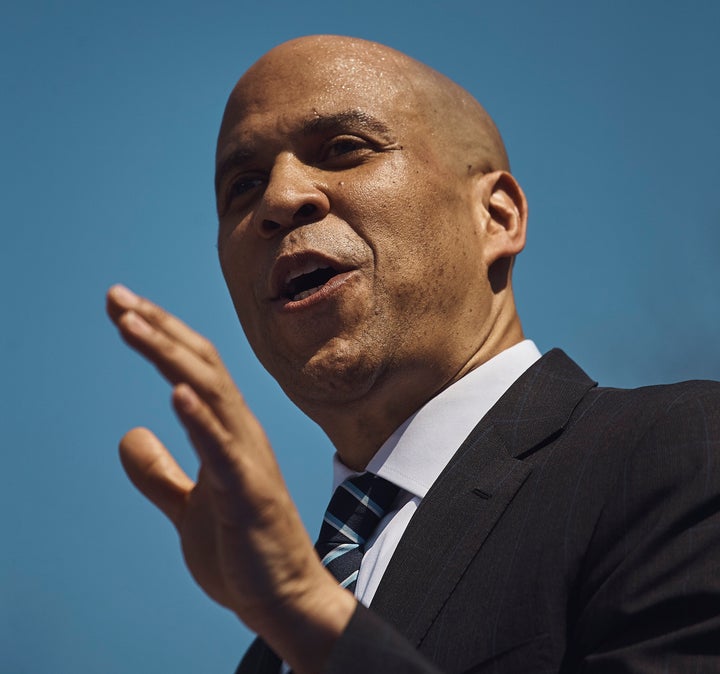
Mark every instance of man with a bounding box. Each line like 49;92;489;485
107;36;720;673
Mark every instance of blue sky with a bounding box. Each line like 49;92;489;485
2;1;719;672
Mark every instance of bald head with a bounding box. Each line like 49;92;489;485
217;35;509;179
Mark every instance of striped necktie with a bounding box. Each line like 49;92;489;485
314;472;400;592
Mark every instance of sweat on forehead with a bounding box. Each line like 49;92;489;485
216;35;509;173
239;36;410;93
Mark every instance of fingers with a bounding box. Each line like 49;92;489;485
114;305;217;390
172;384;240;491
108;285;217;384
109;284;276;492
107;285;245;432
119;427;194;528
107;285;217;363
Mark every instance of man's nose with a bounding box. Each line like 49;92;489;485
253;154;330;237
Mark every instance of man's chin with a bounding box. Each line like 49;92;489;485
275;345;384;411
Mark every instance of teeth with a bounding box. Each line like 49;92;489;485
285;262;323;284
279;260;341;302
294;286;322;301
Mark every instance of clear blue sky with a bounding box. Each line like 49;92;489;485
2;1;719;672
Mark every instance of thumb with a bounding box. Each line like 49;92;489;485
119;427;194;528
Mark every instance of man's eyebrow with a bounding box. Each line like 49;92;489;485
300;109;394;138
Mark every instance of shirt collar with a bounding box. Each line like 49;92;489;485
332;340;541;496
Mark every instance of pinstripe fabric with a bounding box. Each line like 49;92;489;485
315;473;400;592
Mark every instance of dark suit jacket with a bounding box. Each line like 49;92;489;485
238;350;720;673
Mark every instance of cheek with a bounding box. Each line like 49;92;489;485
365;186;480;316
218;242;240;296
218;211;257;278
217;230;262;321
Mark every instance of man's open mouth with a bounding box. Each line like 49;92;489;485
282;265;341;301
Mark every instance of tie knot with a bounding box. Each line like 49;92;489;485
319;473;400;548
314;473;400;591
342;472;400;525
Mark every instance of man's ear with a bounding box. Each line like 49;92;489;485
474;170;528;266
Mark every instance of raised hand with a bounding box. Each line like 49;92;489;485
106;285;354;673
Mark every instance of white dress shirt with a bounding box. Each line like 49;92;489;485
331;339;541;606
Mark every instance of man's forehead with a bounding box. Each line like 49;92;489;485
226;71;405;125
217;39;415;130
216;67;415;163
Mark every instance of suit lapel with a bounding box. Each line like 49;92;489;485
485;349;597;460
370;424;531;645
369;349;596;646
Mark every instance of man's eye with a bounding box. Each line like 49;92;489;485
324;137;369;160
230;176;264;197
220;176;264;215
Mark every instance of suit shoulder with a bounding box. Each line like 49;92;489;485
576;378;720;438
554;378;720;508
591;377;720;404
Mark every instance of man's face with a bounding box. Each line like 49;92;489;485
215;42;495;410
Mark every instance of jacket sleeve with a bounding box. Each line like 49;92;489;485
325;603;443;674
